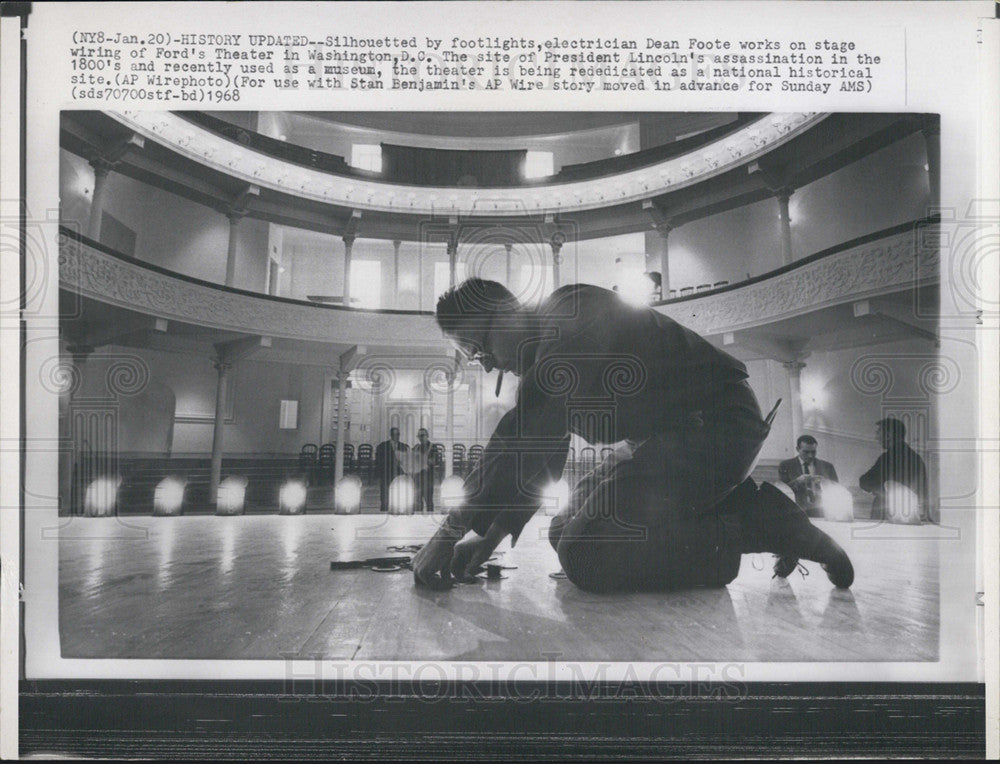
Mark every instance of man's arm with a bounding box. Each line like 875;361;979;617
453;396;570;544
827;461;839;483
858;454;886;494
778;460;794;486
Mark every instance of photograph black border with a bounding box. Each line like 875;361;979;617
18;680;986;758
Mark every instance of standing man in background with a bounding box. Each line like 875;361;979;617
411;428;439;513
374;427;408;513
779;435;840;517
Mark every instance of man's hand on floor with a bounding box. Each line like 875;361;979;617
412;514;465;590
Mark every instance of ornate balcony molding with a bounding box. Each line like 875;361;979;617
657;225;939;336
108;111;826;217
61;223;937;348
58;234;441;346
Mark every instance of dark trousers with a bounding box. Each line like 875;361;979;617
415;469;434;513
548;382;770;593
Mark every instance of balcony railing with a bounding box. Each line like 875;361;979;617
59;218;939;344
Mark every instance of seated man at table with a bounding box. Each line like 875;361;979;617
859;417;930;523
411;278;855;592
778;435;840;518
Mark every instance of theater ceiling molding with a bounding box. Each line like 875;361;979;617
109;110;827;218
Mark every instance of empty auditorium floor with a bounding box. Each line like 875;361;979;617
59;512;941;662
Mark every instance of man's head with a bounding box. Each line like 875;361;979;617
796;434;818;465
877;417;906;448
436;278;522;374
417;428;429;443
389;427;400;442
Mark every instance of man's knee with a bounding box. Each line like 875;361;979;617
556;533;629;593
548;512;568;551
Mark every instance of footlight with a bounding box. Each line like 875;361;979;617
279;479;308;515
335;475;362;514
216;475;248;515
884;480;922;525
84;476;121;517
388;475;415;514
440;475;465;509
820;482;854;523
541;479;570;516
153;476;187;516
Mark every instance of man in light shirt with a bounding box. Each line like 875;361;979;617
778;435;840;518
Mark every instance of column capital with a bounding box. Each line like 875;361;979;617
781;360;807;375
213;359;234;374
392;239;402;250
342;234;356;248
66;344;95;365
88;156;116;177
504;242;513;253
226;207;247;223
775;187;795;202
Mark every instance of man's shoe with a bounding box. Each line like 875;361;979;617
744;482;855;588
772;555;798;578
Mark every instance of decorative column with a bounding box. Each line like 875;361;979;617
87;158;114;241
334;372;348;485
447;240;458;288
342;235;355;306
657;224;673;297
504;243;513;288
224;210;244;287
549;236;563;290
782;360;806;441
418;246;424;311
392;239;401;308
445;365;456;477
776;189;794;266
921;118;940;208
208;359;233;505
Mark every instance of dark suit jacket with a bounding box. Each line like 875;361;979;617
859;443;929;520
778;457;839;511
374;440;408;484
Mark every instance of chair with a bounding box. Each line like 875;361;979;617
356;443;373;482
696;283;712;292
317;443;336;484
679;286;694;297
713;280;729;289
467;444;484;473
341;443;355;475
298;444;318;473
451;443;466;477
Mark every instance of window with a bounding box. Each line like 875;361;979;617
350;144;382;172
350;260;382;309
524;151;554;179
279;400;298;429
434;261;466;303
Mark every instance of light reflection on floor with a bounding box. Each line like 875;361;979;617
58;514;943;662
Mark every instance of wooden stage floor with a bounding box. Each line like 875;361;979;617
59;513;939;662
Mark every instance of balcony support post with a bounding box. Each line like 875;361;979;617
87;158;113;241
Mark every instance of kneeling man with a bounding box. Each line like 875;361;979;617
412;279;853;592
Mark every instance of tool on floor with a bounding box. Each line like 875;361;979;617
331;555;413;571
